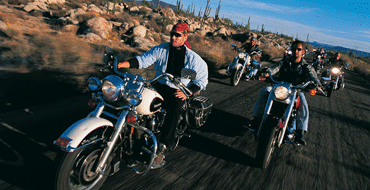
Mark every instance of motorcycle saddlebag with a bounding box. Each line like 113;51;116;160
188;96;213;128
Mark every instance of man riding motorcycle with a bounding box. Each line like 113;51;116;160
117;22;208;168
241;36;262;80
249;40;322;145
321;52;346;90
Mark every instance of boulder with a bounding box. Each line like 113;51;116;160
161;34;170;42
23;3;47;12
132;25;147;38
68;8;86;20
62;24;79;33
131;36;158;50
80;33;101;42
34;0;65;4
86;17;112;39
160;7;175;18
88;4;103;14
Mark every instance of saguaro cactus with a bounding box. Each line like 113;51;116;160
176;0;183;13
215;0;221;20
203;0;211;19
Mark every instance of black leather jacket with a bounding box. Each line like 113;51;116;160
269;56;321;86
242;43;261;54
328;58;345;68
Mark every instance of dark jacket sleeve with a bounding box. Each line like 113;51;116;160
306;64;321;86
128;58;139;69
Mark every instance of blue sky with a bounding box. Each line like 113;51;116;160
161;0;370;53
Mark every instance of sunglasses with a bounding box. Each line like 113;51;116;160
294;48;303;51
170;32;183;37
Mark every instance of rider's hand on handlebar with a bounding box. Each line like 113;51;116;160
118;61;130;69
174;89;189;101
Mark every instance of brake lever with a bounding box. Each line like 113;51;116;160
100;65;109;72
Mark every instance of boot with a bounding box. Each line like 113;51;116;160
295;129;306;146
248;117;262;132
151;143;166;169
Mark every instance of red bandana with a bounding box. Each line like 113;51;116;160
172;23;189;34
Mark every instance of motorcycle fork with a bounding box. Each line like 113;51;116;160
95;110;129;174
261;91;297;147
334;76;340;89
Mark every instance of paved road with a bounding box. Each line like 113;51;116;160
1;64;370;189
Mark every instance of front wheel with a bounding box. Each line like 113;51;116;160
326;83;334;97
230;68;242;86
55;144;110;190
256;116;279;169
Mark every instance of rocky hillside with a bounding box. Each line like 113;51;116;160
1;0;369;113
0;0;289;57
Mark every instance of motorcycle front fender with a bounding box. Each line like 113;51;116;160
54;117;114;152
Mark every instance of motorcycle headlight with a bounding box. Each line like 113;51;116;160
87;77;101;92
238;53;245;59
101;75;124;101
331;67;340;74
126;91;142;106
274;86;290;100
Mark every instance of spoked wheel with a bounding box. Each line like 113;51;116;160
256;116;279;169
230;68;242;86
55;145;110;190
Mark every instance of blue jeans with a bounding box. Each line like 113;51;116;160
252;86;309;132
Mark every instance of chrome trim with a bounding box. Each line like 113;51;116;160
129;123;158;175
54;137;105;152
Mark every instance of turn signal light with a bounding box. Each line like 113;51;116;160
55;137;71;148
88;99;97;109
127;114;137;125
310;89;317;96
278;120;285;129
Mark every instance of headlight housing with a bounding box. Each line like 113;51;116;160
238;53;245;59
331;67;340;74
101;75;124;101
87;77;101;92
274;86;290;100
126;91;142;106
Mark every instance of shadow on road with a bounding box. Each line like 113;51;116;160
0;128;57;190
178;108;258;167
197;108;251;137
181;133;257;167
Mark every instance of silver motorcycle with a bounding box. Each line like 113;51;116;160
53;46;212;190
255;71;319;169
226;44;262;86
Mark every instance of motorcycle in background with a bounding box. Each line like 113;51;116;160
226;44;263;86
320;65;345;97
53;46;212;190
255;71;319;169
312;54;327;74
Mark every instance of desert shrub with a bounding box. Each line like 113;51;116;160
190;35;239;70
154;16;172;33
260;43;285;61
65;1;82;9
28;10;43;17
114;11;133;23
75;12;96;22
48;3;64;11
3;0;31;5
